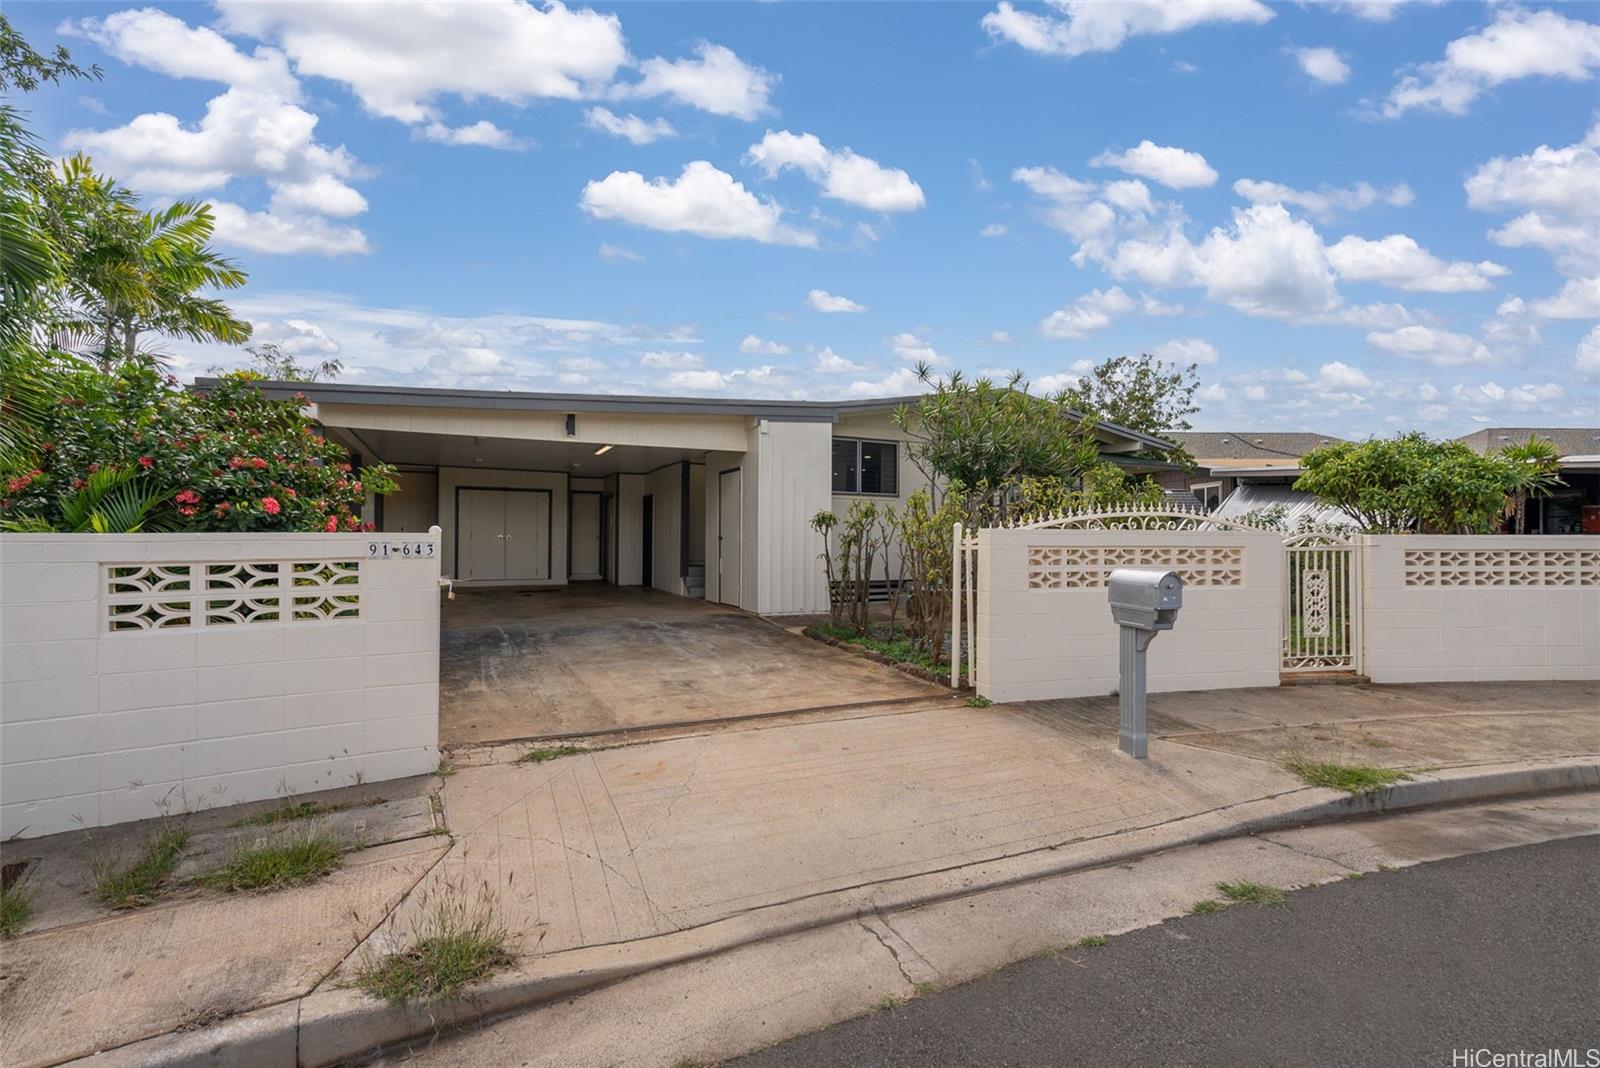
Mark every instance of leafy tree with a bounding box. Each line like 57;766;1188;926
215;341;344;383
893;366;1102;521
1062;353;1199;465
0;14;100;92
1496;435;1564;535
1294;433;1518;534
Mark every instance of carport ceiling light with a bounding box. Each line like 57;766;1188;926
594;444;613;455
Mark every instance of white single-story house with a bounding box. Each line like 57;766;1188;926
201;381;1173;616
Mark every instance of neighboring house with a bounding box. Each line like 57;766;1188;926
1455;427;1600;534
1155;431;1346;511
210;380;1172;615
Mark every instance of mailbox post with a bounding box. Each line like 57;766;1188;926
1106;568;1184;759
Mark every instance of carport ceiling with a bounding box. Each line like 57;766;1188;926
331;427;704;476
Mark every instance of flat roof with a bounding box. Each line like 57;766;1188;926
194;378;1176;451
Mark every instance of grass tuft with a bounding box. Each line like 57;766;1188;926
233;800;333;827
1074;934;1109;948
356;881;514;1005
515;745;585;765
964;695;993;708
203;832;342;892
94;824;191;909
1283;755;1413;795
1;883;32;938
1217;880;1287;906
1188;898;1226;915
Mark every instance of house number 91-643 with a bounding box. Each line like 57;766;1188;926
367;541;436;559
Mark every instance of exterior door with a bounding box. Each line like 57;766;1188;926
718;468;742;606
459;489;506;581
569;492;602;580
504;491;550;581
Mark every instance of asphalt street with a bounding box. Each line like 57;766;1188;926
732;835;1600;1068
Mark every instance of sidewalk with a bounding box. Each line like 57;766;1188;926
4;681;1595;1067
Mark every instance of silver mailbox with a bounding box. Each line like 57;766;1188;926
1107;568;1183;632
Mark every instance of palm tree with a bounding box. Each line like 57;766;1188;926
42;157;250;367
1498;436;1564;535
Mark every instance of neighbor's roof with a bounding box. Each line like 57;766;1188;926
1454;427;1600;459
1210;483;1358;530
193;378;1176;452
1167;431;1346;467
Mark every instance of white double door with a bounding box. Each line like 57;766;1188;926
460;489;550;582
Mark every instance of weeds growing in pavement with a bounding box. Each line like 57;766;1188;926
0;882;32;938
964;695;993;708
1188;898;1226;915
1217;880;1287;906
515;745;586;765
93;823;191;909
355;879;514;1006
1074;934;1109;948
1283;755;1412;795
203;831;342;892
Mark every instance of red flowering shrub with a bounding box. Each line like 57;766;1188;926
0;361;396;532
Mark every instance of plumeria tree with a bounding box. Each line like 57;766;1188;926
1295;433;1521;534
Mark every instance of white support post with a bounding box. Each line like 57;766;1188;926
950;521;963;688
966;535;977;689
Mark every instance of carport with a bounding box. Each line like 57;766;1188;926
438;585;945;745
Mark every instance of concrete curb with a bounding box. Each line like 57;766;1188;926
72;756;1599;1068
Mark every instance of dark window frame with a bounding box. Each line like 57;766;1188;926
833;437;900;497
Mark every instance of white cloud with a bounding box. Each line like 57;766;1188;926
1011;167;1172;267
747;130;925;213
1039;286;1135;339
1450;380;1566;413
62;8;297;96
269;174;367;218
887;331;950;366
1151;337;1219;365
419;120;527;150
1091;140;1218;189
980;223;1008;238
584;106;676;145
1380;8;1600;118
640;350;704;369
1466;124;1600;278
1113;204;1342;319
808;289;867;313
1233;178;1413;221
1577;326;1600;377
217;0;629;124
59;10;369;258
814;346;865;374
844;367;926;398
598;243;643;263
1329;1;1444;21
739;334;791;356
61;86;360;198
662;368;732;393
1367;325;1494;367
1141;293;1185;316
1529;276;1600;319
1326;234;1508;292
981;0;1272;58
209;202;369;256
250;317;341;357
1292;47;1350;85
1316;361;1372;390
580;162;816;246
623;42;775;120
1033;359;1097;394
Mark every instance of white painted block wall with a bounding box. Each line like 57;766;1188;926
1362;535;1600;684
0;530;442;839
976;529;1284;703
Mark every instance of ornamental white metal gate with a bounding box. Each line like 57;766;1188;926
1281;531;1361;674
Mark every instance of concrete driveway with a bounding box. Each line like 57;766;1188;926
439;585;946;746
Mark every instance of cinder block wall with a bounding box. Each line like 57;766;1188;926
0;530;442;838
976;529;1283;703
1363;535;1600;684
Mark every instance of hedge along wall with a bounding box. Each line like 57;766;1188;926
0;529;442;838
1362;535;1600;684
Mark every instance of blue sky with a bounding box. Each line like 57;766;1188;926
10;0;1599;437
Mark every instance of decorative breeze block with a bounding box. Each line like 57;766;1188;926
105;559;363;631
